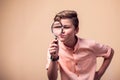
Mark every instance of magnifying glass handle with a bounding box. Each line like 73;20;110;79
53;36;58;54
54;36;58;44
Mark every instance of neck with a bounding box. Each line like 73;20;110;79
64;36;78;49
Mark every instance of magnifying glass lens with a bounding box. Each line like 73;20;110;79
51;21;62;37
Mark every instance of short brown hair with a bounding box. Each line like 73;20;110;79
54;10;79;29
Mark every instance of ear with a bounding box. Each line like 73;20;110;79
75;27;79;34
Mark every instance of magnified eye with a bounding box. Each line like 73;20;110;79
51;21;63;38
53;26;62;28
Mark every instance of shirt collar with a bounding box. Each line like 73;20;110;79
59;36;81;53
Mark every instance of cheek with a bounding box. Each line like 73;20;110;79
65;30;75;39
65;29;75;35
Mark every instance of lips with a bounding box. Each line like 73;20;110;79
59;35;65;38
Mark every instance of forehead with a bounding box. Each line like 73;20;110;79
60;19;72;25
53;21;61;25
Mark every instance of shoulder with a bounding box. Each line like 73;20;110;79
77;36;111;49
78;37;96;46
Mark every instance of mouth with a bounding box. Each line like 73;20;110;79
59;35;65;38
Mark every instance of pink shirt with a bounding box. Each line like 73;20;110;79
46;37;112;80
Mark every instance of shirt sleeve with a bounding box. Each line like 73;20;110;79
92;42;112;58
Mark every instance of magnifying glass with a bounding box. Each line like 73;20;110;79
51;20;63;40
51;20;63;54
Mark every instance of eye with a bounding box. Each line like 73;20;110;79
53;26;62;28
63;26;71;29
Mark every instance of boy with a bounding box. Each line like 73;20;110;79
46;10;114;80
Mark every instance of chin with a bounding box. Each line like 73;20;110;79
59;38;66;42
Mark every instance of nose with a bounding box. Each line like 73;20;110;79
61;27;64;34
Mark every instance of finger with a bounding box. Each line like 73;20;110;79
49;50;56;54
49;50;58;56
50;44;58;48
49;47;57;51
51;39;58;44
49;47;58;54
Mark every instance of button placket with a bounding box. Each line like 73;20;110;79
73;51;81;76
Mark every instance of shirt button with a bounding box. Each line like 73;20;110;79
76;63;78;65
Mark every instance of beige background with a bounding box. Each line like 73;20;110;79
0;0;120;80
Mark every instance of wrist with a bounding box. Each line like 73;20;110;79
50;56;59;61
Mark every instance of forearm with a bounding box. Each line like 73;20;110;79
47;61;58;80
97;48;114;78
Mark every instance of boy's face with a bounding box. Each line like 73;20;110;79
56;18;79;43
